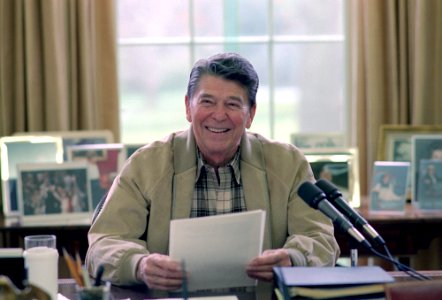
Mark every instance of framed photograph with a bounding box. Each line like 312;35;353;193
417;159;442;210
1;136;63;217
16;161;92;226
13;130;114;161
377;125;442;201
369;161;410;214
304;148;360;208
411;134;442;209
291;133;346;149
377;124;442;161
66;143;126;209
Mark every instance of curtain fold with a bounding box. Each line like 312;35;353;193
349;0;442;196
0;0;119;140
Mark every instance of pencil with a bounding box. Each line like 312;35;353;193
62;248;84;287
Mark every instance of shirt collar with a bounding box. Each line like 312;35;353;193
195;149;242;185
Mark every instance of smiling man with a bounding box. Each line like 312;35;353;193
86;53;340;295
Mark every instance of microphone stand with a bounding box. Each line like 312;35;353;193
349;239;358;267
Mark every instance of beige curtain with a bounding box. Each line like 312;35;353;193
0;0;120;140
349;0;442;270
349;0;442;196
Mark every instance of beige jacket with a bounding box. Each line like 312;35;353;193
86;129;340;286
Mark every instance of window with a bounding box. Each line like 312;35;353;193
117;0;347;144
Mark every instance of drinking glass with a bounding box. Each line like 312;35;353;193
23;235;59;300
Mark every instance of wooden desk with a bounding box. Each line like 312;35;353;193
58;279;258;300
335;202;442;257
58;271;442;300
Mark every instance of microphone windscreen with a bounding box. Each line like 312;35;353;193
297;181;326;209
316;179;342;198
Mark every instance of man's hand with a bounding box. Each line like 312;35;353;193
136;253;185;290
246;249;292;282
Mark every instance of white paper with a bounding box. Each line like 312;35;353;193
169;210;266;291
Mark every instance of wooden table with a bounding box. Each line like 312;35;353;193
58;270;442;300
335;202;442;256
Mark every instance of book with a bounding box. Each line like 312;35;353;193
273;266;395;299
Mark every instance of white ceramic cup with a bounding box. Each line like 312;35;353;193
23;235;59;300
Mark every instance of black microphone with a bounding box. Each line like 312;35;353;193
315;179;386;246
297;181;372;249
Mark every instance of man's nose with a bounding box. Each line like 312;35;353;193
211;103;228;120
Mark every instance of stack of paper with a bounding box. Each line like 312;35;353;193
169;210;266;292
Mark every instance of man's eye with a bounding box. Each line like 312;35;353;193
200;99;214;105
227;102;242;109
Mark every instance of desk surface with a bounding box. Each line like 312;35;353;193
58;271;442;300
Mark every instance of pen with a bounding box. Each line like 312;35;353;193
95;264;105;286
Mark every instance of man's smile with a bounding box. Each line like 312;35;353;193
206;127;230;133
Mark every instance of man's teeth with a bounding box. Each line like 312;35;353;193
208;127;228;133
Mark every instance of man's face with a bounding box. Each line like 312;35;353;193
185;75;256;167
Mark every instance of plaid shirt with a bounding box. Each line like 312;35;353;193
190;150;246;217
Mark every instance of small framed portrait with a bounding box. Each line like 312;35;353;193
377;124;442;161
412;134;442;207
417;159;442;210
304;148;360;208
16;162;92;226
13;130;114;161
369;161;410;214
377;125;442;201
291;133;346;149
0;136;63;218
66;143;126;209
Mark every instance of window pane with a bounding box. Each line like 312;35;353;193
117;0;347;145
118;46;190;143
117;0;189;38
273;42;345;141
274;0;344;35
194;0;268;37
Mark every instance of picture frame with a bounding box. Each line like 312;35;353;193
1;136;63;218
66;143;126;209
303;148;360;208
13;130;114;161
416;159;442;210
291;132;346;149
16;161;92;226
369;161;410;214
377;124;442;201
411;134;442;209
377;124;442;161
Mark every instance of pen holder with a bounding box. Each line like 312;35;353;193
75;282;111;300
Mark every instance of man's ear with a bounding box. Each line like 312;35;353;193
185;95;192;122
245;104;257;129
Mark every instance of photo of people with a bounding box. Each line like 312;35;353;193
310;161;350;199
18;163;90;217
411;135;442;206
417;159;442;210
67;144;125;209
369;161;409;213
